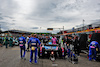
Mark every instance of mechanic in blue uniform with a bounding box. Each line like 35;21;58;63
89;41;100;61
18;34;26;59
28;34;41;63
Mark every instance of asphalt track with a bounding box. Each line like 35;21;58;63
0;46;100;67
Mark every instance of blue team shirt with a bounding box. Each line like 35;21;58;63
19;36;26;45
28;37;41;47
90;41;100;49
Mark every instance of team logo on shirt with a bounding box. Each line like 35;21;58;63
20;41;23;43
92;42;95;45
20;38;23;40
92;43;96;47
32;43;36;45
32;39;36;42
91;42;96;48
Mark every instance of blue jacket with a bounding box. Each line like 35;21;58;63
89;41;100;49
28;37;41;47
19;36;26;45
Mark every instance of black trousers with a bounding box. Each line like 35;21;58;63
27;44;29;50
20;46;26;58
74;46;80;56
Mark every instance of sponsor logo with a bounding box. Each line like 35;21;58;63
20;38;23;40
32;39;36;42
20;41;23;43
32;43;36;45
20;44;23;46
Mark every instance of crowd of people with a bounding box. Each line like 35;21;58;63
0;35;18;48
0;33;100;63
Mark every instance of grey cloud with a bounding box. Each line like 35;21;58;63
0;0;19;16
0;22;9;30
28;0;58;17
0;0;19;30
31;27;39;29
98;3;100;5
0;13;2;15
0;17;3;20
96;10;100;12
26;0;100;31
0;0;100;33
28;17;75;23
0;21;7;24
0;15;15;21
12;20;16;21
10;23;15;25
49;16;76;23
4;16;14;19
27;0;77;22
90;19;100;25
0;21;15;31
91;19;100;22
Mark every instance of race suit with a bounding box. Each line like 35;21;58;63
5;37;9;48
0;37;3;47
89;41;100;61
9;37;13;47
52;37;57;44
19;36;26;58
28;37;41;63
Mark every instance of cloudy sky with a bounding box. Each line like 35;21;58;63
0;0;100;33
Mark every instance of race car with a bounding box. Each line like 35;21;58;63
38;43;66;59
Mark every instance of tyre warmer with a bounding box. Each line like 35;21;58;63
40;47;42;56
61;47;64;56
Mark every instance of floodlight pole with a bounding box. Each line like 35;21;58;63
40;27;41;33
63;26;64;35
83;19;85;30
